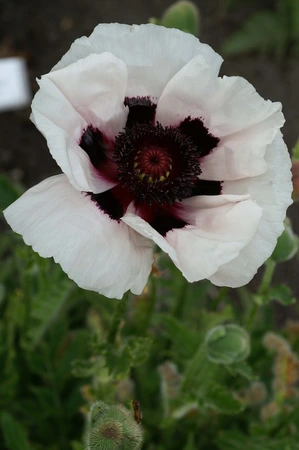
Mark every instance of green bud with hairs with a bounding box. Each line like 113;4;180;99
86;401;143;450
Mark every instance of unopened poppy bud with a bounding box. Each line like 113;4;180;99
159;1;200;35
86;401;143;450
271;218;298;262
205;324;250;365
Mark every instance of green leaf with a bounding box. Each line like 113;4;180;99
0;412;34;450
23;268;75;349
156;314;199;359
181;345;217;394
126;336;153;366
204;383;244;414
222;11;287;58
267;284;296;305
0;174;23;211
225;361;257;381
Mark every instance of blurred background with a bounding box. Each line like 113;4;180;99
1;0;299;294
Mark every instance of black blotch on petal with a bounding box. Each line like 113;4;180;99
180;117;219;157
124;96;157;129
89;190;124;221
191;179;222;197
80;126;108;167
151;214;187;237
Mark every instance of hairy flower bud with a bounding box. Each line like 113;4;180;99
160;1;200;35
205;324;250;365
86;401;143;450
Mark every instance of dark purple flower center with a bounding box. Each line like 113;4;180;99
135;146;172;181
80;96;221;235
113;122;203;205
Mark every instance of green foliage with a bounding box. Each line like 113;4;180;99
0;173;23;211
267;285;296;306
204;383;244;414
0;412;34;450
1;174;299;450
222;0;299;58
218;430;299;450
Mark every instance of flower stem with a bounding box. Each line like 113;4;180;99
173;277;189;319
245;302;259;331
107;293;129;344
246;258;276;330
258;258;276;295
143;275;158;331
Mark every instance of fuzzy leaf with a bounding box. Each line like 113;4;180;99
0;412;34;450
156;314;199;359
268;284;296;306
127;336;153;366
182;345;217;394
225;361;257;381
23;269;75;349
267;285;296;305
204;384;244;414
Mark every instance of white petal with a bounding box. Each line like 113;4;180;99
123;196;262;282
46;52;128;135
156;55;216;126
207;76;284;137
52;23;223;98
31;53;128;193
200;109;283;180
156;57;284;180
3;175;153;299
209;132;293;287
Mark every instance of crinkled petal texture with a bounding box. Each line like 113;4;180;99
4;23;293;297
156;55;284;180
122;195;263;283
52;23;223;98
3;175;153;299
31;52;128;194
209;133;293;287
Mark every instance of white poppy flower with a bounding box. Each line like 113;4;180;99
3;24;293;299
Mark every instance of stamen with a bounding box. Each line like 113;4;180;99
114;122;202;205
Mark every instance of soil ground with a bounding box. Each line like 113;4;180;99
1;0;298;298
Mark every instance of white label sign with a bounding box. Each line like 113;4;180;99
0;57;31;112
